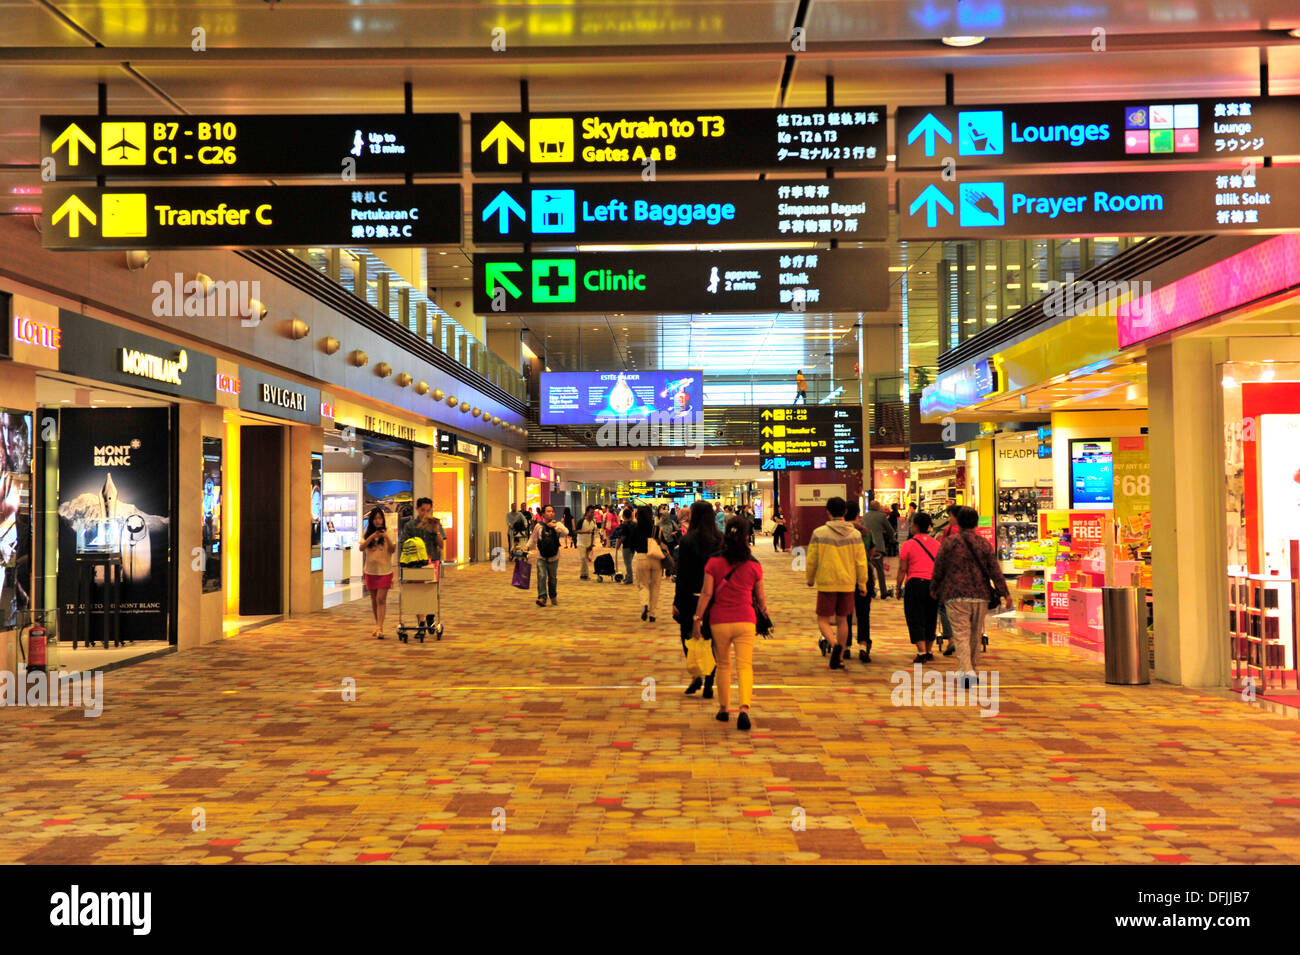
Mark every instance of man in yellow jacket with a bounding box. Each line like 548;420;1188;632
806;496;870;670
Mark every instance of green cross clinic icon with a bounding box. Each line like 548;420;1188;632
532;258;577;303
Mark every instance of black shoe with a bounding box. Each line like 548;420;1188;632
943;642;956;656
641;606;648;621
536;598;546;608
736;711;751;731
685;677;703;695
829;645;845;669
922;653;935;662
818;637;830;656
702;677;714;699
859;648;871;664
962;674;979;690
981;634;989;651
716;709;729;723
648;615;656;623
912;653;926;664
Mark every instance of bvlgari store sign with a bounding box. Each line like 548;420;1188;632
59;310;216;402
238;366;321;426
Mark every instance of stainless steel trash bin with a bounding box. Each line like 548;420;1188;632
1102;586;1149;685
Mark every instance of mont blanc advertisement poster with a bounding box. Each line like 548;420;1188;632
57;408;171;641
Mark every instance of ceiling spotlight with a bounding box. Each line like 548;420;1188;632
1290;27;1300;38
941;35;986;47
124;250;151;271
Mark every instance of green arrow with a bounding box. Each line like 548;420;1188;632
479;120;525;164
485;262;523;299
51;123;96;165
52;194;96;237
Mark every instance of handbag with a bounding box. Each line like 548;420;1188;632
646;537;665;562
685;636;716;678
511;558;531;590
959;533;1002;610
712;559;774;638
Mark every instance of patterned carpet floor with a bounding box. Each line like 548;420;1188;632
2;542;1299;865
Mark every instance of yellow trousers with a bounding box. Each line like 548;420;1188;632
711;621;756;710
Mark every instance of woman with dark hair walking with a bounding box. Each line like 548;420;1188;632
629;504;665;622
771;506;787;552
358;506;395;638
561;506;576;547
692;515;769;731
674;500;721;698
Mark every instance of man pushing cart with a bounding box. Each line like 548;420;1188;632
397;497;445;643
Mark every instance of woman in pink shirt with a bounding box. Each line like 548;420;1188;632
896;511;941;663
692;516;769;732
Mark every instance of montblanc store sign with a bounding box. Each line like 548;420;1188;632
238;366;321;426
59;309;216;402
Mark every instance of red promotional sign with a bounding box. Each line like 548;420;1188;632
1069;511;1105;557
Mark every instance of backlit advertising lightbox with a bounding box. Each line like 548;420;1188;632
540;370;702;425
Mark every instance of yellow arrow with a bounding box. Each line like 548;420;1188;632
52;195;96;238
50;123;97;165
479;120;525;164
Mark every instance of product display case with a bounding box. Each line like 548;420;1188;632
995;484;1054;561
1228;573;1298;689
323;492;359;550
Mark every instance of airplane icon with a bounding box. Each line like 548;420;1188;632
107;129;138;161
100;122;146;166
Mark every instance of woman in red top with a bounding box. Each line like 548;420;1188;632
692;516;768;732
896;512;941;663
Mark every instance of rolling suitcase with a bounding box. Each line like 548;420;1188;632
593;552;617;582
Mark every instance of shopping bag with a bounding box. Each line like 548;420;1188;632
511;558;531;589
686;636;716;678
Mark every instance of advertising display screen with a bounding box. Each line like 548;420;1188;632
541;370;703;426
201;437;222;594
0;410;33;630
1070;438;1114;509
57;407;172;640
310;452;323;572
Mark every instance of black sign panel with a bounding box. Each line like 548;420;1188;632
471;107;887;174
238;367;322;426
473;249;889;315
41;114;461;178
472;178;888;244
758;405;863;472
41;185;461;250
59;310;217;402
437;430;486;462
898;167;1300;239
896;95;1300;170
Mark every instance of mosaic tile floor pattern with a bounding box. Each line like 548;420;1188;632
3;543;1300;864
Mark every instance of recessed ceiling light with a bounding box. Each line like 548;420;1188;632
1290;27;1300;37
941;35;986;47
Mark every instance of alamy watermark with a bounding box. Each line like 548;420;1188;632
890;664;999;718
151;272;263;326
594;410;705;458
1042;272;1152;321
0;669;103;717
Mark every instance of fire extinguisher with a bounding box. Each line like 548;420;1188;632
26;621;47;673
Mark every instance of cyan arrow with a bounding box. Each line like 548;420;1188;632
908;184;955;228
481;190;527;234
906;112;953;158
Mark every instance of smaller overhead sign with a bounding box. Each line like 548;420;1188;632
758;405;863;472
896;95;1300;169
899;167;1300;239
41;114;462;178
473;179;888;244
41;185;461;250
474;249;889;315
472;107;887;174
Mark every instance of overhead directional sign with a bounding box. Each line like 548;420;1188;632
899;167;1300;239
41;185;462;250
472;179;888;244
471;107;887;174
473;249;889;314
40;114;461;178
896;95;1300;169
758;405;863;472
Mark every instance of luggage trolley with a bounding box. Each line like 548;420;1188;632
396;561;442;643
